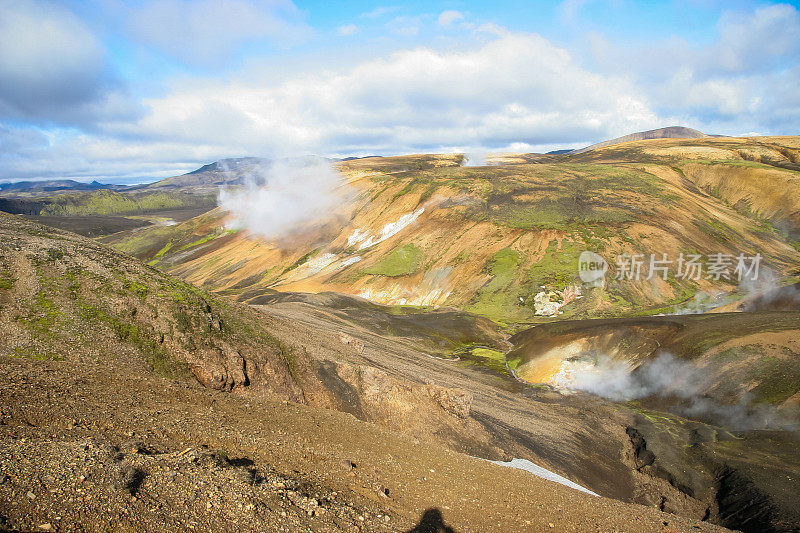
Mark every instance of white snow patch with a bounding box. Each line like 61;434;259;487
302;253;338;274
347;229;369;247
485;458;598;496
348;208;425;250
285;253;364;281
357;287;450;307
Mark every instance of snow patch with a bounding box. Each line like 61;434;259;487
347;208;425;250
357;267;452;307
285;253;362;281
300;252;338;274
483;458;598;496
340;256;363;267
358;287;450;307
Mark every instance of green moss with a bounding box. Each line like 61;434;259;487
485;169;653;231
692;213;745;245
391;179;417;201
70;284;184;378
46;249;64;261
177;231;224;251
750;356;800;405
385;304;433;315
10;346;62;361
487;248;520;283
365;244;423;277
40;190;215;217
163;290;189;304
448;344;511;377
124;280;149;299
501;202;570;230
281;249;319;275
0;269;13;290
17;291;62;336
466;248;528;326
148;241;174;265
111;224;181;257
684;159;799;173
470;347;510;374
528;239;580;291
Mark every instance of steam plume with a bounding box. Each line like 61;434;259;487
461;151;487;166
566;352;797;431
218;157;353;240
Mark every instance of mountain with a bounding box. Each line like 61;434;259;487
6;135;800;529
104;135;800;327
0;179;126;197
570;126;710;155
146;157;271;192
0;212;737;532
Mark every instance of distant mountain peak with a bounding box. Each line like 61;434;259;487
570;126;710;155
0;179;118;194
186;157;269;175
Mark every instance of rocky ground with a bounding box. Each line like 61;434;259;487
0;355;726;532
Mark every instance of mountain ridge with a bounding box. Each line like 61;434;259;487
570;126;711;154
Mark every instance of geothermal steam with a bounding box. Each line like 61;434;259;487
461;151;487;166
218;157;352;240
566;352;796;431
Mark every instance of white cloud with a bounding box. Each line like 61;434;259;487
126;0;312;67
0;124;215;181
437;10;464;27
337;23;358;36
558;0;590;23
387;16;422;36
218;157;353;240
99;31;659;156
359;6;398;19
0;0;130;125
583;4;800;131
3;5;799;180
710;4;800;75
393;25;420;36
1;29;663;179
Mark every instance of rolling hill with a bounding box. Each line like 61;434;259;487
570;126;711;154
102;135;800;329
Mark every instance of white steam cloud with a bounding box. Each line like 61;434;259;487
739;267;800;311
218;157;352;240
565;352;797;431
461;152;488;167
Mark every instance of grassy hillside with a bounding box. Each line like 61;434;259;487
103;136;800;329
38;189;216;217
0;212;308;399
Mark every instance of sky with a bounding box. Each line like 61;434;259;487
0;0;799;183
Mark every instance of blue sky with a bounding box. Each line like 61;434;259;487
1;0;799;182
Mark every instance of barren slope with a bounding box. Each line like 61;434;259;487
0;213;735;532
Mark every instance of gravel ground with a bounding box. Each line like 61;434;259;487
0;356;727;532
